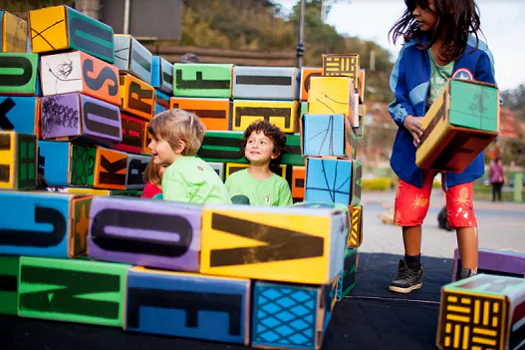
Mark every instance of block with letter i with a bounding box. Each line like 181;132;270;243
18;256;130;326
0;53;39;95
119;73;155;121
0;256;19;315
113;34;153;84
29;5;115;63
125;267;250;345
322;53;360;88
452;248;525;282
1;11;28;53
416;79;499;173
0;191;92;258
437;274;525;350
308;76;357;127
0;131;36;190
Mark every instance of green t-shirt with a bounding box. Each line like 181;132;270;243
162;156;232;204
427;49;455;108
225;169;293;206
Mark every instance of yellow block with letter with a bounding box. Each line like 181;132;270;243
232;100;298;133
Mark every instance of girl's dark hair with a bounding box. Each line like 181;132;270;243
389;0;483;61
240;120;287;172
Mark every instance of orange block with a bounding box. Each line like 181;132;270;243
94;147;127;190
300;67;323;102
292;166;305;201
119;73;154;121
143;121;151;155
81;52;120;106
170;97;230;131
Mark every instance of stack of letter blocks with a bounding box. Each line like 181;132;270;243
0;5;366;350
436;249;525;349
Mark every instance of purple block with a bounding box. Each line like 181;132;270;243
452;248;525;281
41;93;122;147
88;196;202;271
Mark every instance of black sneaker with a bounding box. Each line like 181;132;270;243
389;259;424;293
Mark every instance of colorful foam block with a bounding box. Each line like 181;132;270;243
200;204;347;284
170;97;230;131
437;274;525;350
305;158;352;205
252;281;334;349
308;76;357;127
337;248;357;300
351;160;362;205
29;5;114;63
113;34;153;84
151;56;173;95
232;66;298;100
358;68;365;103
1;11;28;53
88;196;202;271
119;73;155;121
322;53;360;88
173;63;233;98
56;187;110;196
225;162;286;180
41;93;122;147
114;113;145;154
232;100;298;133
18;256;130;326
0;256;19;315
40;51;120;106
302;113;358;157
452;248;525;282
0;53;39;95
300;67;323;101
417;79;500;173
0;96;39;134
93;147;127;190
143;121;151;154
291;166;305;202
0;131;36;190
300;101;308;119
0;192;91;258
355;103;365;137
349;205;363;248
154;89;170;115
125;267;250;344
126;154;150;189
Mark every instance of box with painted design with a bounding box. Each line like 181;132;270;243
113;34;153;84
40;51;120;106
305;158;354;205
18;256;129;326
322;53;360;88
232;66;298;100
119;73;155;121
452;248;525;282
125;154;150;190
348;205;363;248
0;256;19;315
301;113;357;158
437;274;525;350
0;96;39;134
143;121;151;155
291;165;305;202
41;93;122;147
93;147;127;190
114;113;145;155
125;267;250;345
300;66;323;102
171;97;230;131
154;90;170;115
0;53;39;95
232;100;299;133
337;248;358;300
173;63;233;98
88;196;202;271
417;79;499;173
29;5;114;63
151;55;173;95
1;11;28;53
0;192;91;258
308;76;357;127
0;131;36;190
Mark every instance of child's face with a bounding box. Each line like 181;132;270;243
244;130;277;165
412;0;437;32
148;135;179;166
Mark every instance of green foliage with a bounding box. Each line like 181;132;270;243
502;84;525;122
505;136;525;167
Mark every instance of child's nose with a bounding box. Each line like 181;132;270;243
412;6;421;16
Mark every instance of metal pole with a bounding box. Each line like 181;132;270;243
296;0;306;69
123;0;131;34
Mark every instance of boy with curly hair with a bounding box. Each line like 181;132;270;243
225;120;292;206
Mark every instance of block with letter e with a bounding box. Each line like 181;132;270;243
1;11;28;53
125;267;250;345
125;154;150;190
151;56;173;95
0;191;91;258
18;256;129;326
0;96;39;134
113;34;153;84
88;196;202;271
170;97;230;131
119;73;155;121
417;79;499;173
0;53;39;95
93;147;127;190
0;131;36;190
200;204;347;284
437;274;525;350
114;113;145;154
452;248;525;282
40;51;120;106
308;76;357;127
29;5;114;63
232;66;298;100
322;53;360;88
173;63;233;98
233;100;299;133
0;256;19;315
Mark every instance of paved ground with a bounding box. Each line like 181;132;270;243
360;190;525;260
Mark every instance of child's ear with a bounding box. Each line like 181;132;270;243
271;149;280;160
175;140;186;154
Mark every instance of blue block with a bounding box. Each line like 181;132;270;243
126;268;250;345
38;141;71;186
154;90;170;115
305;158;353;205
0;96;38;134
151;56;173;95
303;114;345;156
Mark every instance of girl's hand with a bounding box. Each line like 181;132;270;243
404;115;424;146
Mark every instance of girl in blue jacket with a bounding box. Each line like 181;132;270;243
387;0;497;293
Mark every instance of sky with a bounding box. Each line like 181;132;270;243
275;0;525;91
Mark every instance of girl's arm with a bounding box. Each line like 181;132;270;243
388;45;417;128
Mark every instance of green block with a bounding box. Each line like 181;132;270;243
71;144;96;186
351;160;362;206
449;80;499;132
17;133;37;189
300;101;308;119
173;63;233;98
0;256;19;315
340;248;357;299
110;189;142;197
18;256;130;327
0;53;39;95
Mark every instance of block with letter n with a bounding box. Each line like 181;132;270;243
125;267;250;345
0;53;39;95
437;274;525;350
0;256;19;315
93;147;127;190
173;63;233;98
0;131;36;190
18;256;130;326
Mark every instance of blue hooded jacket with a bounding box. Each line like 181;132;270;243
388;36;497;189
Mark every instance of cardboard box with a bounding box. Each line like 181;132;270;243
305;158;353;205
113;34;152;84
417;79;500;173
41;93;122;147
349;205;363;248
119;73;155;121
173;63;233;98
114;113;145;155
308;76;356;123
292;165;305;202
0;256;19;315
358;68;365;102
0;53;39;95
171;97;230;131
337;248;357;300
88;196;202;271
0;192;91;258
143;121;151;155
322;53;360;88
0;131;36;190
40;51;120;106
437;274;525;350
29;5;114;63
351;160;362;205
232;100;299;133
18;256;130;326
301;113;357;158
151;56;173;95
125;267;250;345
300;66;323;101
154;89;170;115
125;154;150;190
1;11;28;53
0;96;39;134
452;248;525;281
232;66;298;100
93;147;127;190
